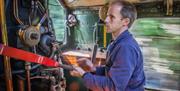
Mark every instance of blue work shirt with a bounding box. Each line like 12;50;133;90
82;30;145;91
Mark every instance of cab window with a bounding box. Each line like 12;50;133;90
48;0;66;41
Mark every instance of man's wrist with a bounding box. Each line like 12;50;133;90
80;70;86;76
82;72;90;78
91;66;96;72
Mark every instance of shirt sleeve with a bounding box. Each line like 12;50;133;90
82;44;137;91
109;44;137;90
95;66;105;75
82;72;115;91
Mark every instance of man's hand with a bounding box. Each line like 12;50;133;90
70;58;96;77
70;65;85;77
77;58;96;72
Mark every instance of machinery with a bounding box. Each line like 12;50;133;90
0;0;66;91
0;0;179;91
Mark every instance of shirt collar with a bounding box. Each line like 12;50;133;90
112;30;131;45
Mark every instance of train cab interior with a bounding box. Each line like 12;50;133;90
0;0;179;91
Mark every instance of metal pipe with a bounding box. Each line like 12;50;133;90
103;25;106;48
25;62;31;91
0;0;13;91
13;0;24;25
17;76;25;91
91;43;98;64
166;0;173;15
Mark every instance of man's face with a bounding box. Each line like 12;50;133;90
105;4;125;33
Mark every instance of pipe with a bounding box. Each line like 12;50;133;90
37;1;46;13
0;0;13;91
25;62;31;91
17;75;25;91
13;0;24;25
0;64;41;76
103;25;106;48
36;13;47;30
91;43;98;64
166;0;173;15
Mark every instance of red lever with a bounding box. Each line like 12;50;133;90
0;44;59;67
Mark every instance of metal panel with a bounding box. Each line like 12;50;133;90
73;9;99;50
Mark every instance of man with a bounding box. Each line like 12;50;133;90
71;0;145;91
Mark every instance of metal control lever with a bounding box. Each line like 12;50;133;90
36;13;47;30
59;64;74;71
91;44;98;63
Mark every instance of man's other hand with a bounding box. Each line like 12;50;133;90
70;65;85;77
77;58;96;72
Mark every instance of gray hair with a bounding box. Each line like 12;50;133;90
109;0;137;27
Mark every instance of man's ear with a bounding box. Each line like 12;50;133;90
123;18;130;26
